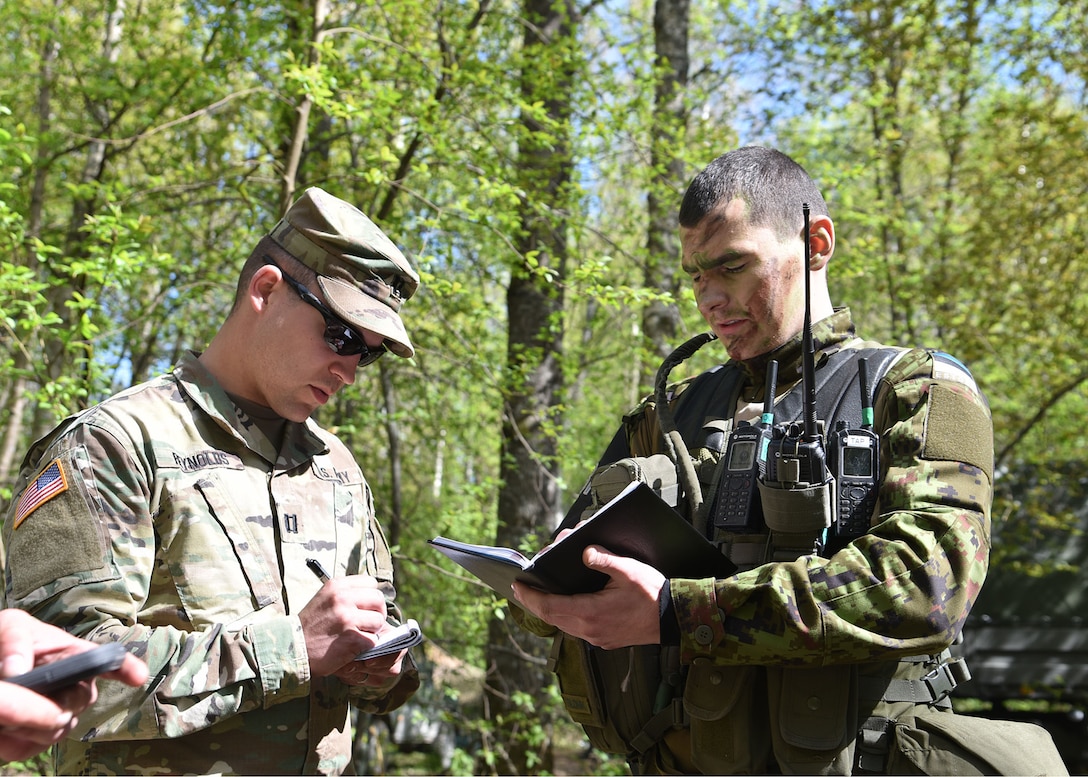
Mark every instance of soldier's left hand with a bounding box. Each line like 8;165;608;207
332;622;406;689
511;546;666;649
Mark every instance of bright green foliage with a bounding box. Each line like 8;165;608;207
0;0;1085;773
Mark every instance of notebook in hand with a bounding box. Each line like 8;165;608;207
354;618;424;661
429;480;737;597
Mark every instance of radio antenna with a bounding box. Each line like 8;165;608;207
801;203;819;442
858;357;874;430
761;359;778;429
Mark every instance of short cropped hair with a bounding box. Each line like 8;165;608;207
229;236;318;314
678;146;829;238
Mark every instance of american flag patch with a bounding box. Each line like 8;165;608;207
13;458;69;529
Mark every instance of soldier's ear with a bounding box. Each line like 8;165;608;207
249;264;280;312
807;215;834;270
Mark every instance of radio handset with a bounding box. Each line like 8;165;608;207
713;360;778;530
827;357;881;551
761;204;831;491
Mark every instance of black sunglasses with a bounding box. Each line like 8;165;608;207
263;256;385;366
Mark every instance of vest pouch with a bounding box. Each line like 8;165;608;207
767;664;856;775
692;419;729;494
551;634;661;756
684;659;767;774
589;454;679;509
758;481;833;534
551;634;623;754
885;710;1069;776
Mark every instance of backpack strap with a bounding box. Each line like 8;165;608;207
772;346;903;428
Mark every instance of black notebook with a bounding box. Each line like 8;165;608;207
429;480;737;596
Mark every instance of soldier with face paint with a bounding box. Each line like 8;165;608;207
513;148;1063;774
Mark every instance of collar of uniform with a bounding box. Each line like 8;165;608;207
734;307;857;402
172;351;328;466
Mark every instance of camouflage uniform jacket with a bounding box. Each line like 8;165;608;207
521;309;994;773
1;351;419;775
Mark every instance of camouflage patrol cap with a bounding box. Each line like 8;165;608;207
269;187;420;358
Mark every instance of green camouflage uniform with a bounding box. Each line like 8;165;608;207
519;309;994;774
2;352;419;775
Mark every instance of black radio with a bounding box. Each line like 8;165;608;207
713;361;777;531
714;420;763;529
827;357;880;549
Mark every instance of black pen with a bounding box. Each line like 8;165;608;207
306;557;332;584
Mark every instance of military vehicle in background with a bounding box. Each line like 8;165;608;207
955;468;1088;773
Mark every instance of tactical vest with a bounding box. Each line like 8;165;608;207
579;337;902;566
548;335;974;775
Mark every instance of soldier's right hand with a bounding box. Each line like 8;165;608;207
298;575;389;677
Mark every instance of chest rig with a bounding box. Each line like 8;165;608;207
584;331;902;570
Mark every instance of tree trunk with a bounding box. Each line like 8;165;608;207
40;0;127;394
641;0;691;388
379;363;405;547
485;0;579;772
0;371;29;490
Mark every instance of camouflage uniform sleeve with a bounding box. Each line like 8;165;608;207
3;419;310;740
672;348;993;666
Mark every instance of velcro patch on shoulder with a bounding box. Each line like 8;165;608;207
5;452;112;600
922;383;994;478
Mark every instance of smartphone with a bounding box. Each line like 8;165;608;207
4;642;128;696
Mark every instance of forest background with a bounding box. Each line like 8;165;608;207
0;0;1085;774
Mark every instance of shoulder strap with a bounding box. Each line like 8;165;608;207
773;347;902;430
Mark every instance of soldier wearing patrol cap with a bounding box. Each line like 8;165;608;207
2;187;421;775
266;186;419;360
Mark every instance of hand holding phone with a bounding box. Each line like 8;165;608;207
5;642;129;696
0;610;148;762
